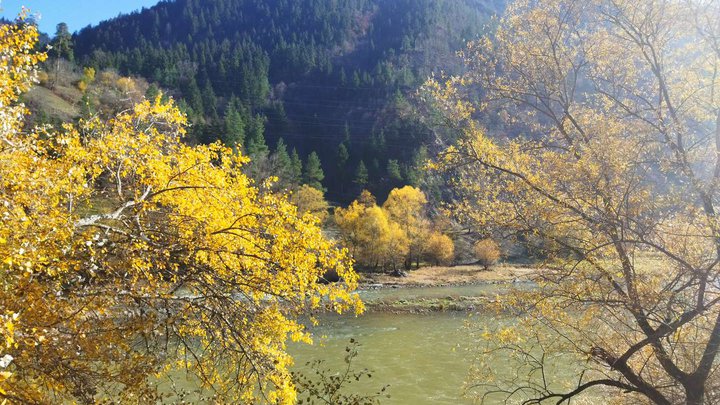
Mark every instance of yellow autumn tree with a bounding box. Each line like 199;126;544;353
115;76;137;94
426;0;720;403
0;18;47;402
0;17;361;404
424;232;455;266
383;221;411;273
292;184;330;223
474;239;501;271
335;191;409;272
382;186;430;269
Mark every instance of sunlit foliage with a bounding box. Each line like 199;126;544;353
0;17;361;404
335;195;409;272
424;232;455;266
383;186;430;269
292;185;331;223
425;0;720;403
336;188;457;273
473;239;501;271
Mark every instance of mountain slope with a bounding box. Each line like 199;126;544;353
71;0;504;201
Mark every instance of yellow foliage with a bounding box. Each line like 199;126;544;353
424;232;455;266
382;186;430;267
474;239;501;270
335;191;410;271
428;0;720;402
0;18;361;404
83;66;95;83
356;189;377;207
116;76;136;93
292;185;330;223
98;70;118;86
384;221;410;270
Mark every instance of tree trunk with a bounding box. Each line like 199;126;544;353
685;379;704;405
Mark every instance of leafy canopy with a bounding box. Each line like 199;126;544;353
426;0;720;403
0;17;361;404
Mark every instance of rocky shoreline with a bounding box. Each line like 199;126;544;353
355;266;537;313
362;294;496;313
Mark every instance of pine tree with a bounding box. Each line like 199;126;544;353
145;84;161;101
336;143;349;169
303;151;325;191
185;79;205;118
50;22;74;89
290;148;303;185
343;122;351;144
354;160;368;187
273;138;293;187
245;114;268;158
51;23;74;61
223;100;245;149
371;131;386;154
387;159;402;182
406;146;428;187
201;82;218;120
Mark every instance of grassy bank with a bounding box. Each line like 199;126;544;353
356;264;538;313
360;264;537;287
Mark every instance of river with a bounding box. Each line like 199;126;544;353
290;284;508;404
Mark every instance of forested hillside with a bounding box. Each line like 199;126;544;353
69;0;504;201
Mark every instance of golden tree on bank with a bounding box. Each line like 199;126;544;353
425;0;720;403
0;18;361;404
383;186;430;269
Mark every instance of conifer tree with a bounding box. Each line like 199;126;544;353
387;159;402;182
274;138;291;168
223;100;245;149
303;151;325;191
290;148;303;185
51;23;73;61
406;146;428;187
273;138;293;188
184;79;205;118
50;22;73;88
354;160;368;187
244;115;268;158
145;84;161;101
336;143;349;169
201;82;218;120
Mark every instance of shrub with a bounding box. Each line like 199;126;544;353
424;232;455;266
99;70;118;86
474;239;501;270
116;77;137;94
76;79;87;93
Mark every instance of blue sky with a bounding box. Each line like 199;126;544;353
1;0;161;34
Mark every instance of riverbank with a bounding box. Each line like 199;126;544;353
357;264;538;313
360;263;537;287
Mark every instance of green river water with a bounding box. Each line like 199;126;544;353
164;283;591;404
289;284;508;405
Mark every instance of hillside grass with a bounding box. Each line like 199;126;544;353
23;85;79;122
